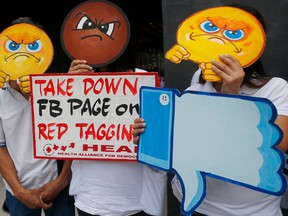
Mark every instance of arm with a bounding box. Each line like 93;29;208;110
0;147;51;209
40;160;72;203
39;59;86;202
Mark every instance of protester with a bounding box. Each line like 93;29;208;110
67;58;167;216
0;17;77;216
132;6;288;216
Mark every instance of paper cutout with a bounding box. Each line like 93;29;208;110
165;6;266;82
61;0;130;67
0;23;53;82
137;87;286;215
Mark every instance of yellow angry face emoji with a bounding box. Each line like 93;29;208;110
165;6;266;82
0;23;54;81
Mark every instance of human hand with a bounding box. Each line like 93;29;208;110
68;59;94;74
132;118;146;144
17;75;30;93
0;70;10;88
40;178;63;204
14;188;52;210
211;54;245;94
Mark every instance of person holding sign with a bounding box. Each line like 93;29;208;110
59;1;167;215
67;58;167;216
132;5;288;216
0;17;76;216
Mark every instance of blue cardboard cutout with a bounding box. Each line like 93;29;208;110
137;86;286;215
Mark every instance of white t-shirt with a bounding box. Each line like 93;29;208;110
173;77;288;216
70;149;167;216
190;68;201;86
0;87;58;194
68;68;167;216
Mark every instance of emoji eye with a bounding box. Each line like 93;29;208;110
223;29;245;41
99;23;115;37
200;21;220;33
26;40;42;52
76;16;96;30
5;39;21;52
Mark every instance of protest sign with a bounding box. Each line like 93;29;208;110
31;72;157;161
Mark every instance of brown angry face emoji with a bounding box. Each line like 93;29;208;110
61;0;130;67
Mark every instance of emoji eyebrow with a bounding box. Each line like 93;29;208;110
95;19;121;29
6;36;22;43
96;19;103;26
75;11;95;24
205;18;219;27
75;12;88;18
6;35;40;45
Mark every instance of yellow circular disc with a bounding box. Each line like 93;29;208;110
0;23;54;80
177;6;266;67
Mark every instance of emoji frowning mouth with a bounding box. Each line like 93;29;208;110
81;34;103;41
5;52;40;62
208;36;225;44
207;36;243;53
189;32;244;55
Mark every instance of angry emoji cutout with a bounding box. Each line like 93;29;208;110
61;0;130;68
165;6;266;82
0;23;54;93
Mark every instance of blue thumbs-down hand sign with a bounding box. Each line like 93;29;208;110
137;86;286;215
